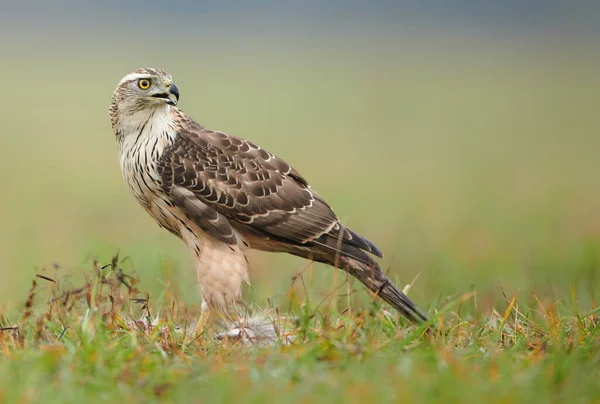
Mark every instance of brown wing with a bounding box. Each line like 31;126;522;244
157;121;383;261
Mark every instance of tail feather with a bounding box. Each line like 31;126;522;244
303;237;428;325
338;255;429;325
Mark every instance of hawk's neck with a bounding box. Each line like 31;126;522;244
114;105;177;140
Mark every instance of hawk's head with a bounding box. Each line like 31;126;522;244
110;68;180;122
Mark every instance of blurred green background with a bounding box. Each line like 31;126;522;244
0;3;599;315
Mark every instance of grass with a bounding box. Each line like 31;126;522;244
1;32;600;402
1;254;599;403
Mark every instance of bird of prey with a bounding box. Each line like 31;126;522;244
110;68;428;337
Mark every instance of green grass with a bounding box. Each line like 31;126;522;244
1;255;599;403
1;35;600;402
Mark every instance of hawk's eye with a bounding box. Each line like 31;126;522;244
138;79;151;90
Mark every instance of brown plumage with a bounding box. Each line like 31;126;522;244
110;68;428;332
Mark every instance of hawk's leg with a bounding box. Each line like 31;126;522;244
193;300;214;339
183;300;215;345
181;229;251;343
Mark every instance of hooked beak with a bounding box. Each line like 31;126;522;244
151;82;180;106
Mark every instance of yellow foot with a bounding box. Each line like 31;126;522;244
183;302;213;345
193;308;212;339
183;302;244;346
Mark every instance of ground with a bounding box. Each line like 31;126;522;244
0;254;599;403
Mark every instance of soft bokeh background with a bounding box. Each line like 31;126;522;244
1;2;599;314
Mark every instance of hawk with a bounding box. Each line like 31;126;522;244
110;68;428;336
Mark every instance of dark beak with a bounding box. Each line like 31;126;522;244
152;82;180;106
168;83;180;104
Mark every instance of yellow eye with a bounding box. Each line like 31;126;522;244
138;79;151;89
